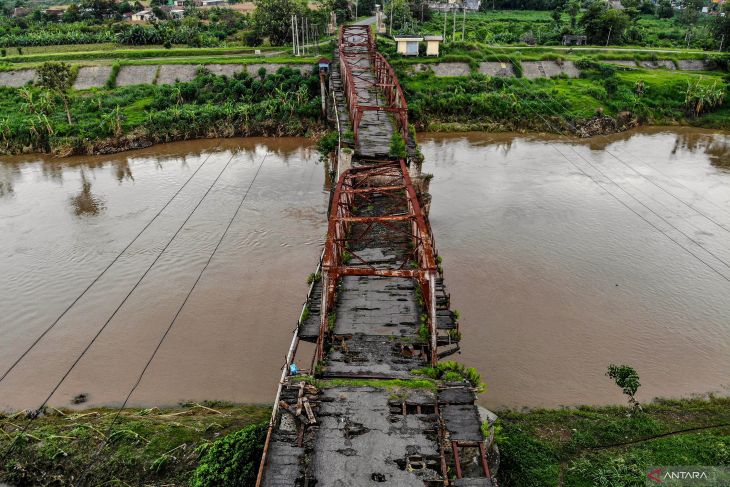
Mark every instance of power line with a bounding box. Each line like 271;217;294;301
0;148;218;386
470;45;730;282
502;55;730;233
74;152;270;486
477;45;730;278
0;149;240;464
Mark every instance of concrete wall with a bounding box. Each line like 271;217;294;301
0;63;315;89
0;69;36;88
73;66;112;90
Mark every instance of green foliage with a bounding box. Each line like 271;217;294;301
656;0;674;19
301;305;310;322
684;78;726;116
418;322;430;343
319;377;438;391
0;405;270;486
106;62;121;89
316;130;339;158
389;130;407;158
252;0;307;45
191;422;267;487
0;67;322;155
398;60;728;134
497;397;730;487
306;271;321;285
412;361;484;390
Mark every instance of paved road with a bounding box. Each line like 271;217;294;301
352;15;376;26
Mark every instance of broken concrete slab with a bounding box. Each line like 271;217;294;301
334;276;418;336
312;387;440;486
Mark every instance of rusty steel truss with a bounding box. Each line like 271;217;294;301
314;160;439;366
339;25;410;145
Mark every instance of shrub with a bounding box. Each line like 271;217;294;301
191;422;268;487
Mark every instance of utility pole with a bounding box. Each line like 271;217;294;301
443;10;446;40
462;5;465;41
605;25;611;47
389;0;393;35
719;34;725;52
291;15;296;55
452;7;456;42
355;0;358;19
304;17;309;55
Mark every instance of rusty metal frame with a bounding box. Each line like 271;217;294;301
314;161;438;368
338;25;409;146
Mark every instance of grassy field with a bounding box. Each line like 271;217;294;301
0;402;270;486
497;396;730;486
420;10;718;50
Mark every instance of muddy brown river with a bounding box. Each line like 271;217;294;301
1;129;729;411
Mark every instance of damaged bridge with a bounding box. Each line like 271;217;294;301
256;25;495;486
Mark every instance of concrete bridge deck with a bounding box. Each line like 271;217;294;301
257;25;494;486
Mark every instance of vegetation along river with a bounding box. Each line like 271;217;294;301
1;128;729;412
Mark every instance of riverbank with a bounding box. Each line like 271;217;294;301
396;57;729;136
497;396;730;486
0;402;270;486
0;64;324;156
2;397;727;486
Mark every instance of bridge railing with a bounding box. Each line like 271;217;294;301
338;25;409;147
313;161;438;367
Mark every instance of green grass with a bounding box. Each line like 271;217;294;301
419;10;718;50
496;396;730;487
292;376;439;391
2;47;308;65
0;67;323;156
0;403;270;486
396;60;728;133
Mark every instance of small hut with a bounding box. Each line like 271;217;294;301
394;35;423;56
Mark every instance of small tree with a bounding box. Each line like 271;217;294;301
656;0;673;19
252;0;306;45
567;0;581;29
551;7;563;30
606;364;641;412
36;62;74;125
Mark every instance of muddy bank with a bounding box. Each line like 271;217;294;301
3;121;327;158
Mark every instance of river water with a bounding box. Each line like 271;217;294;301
0;128;728;411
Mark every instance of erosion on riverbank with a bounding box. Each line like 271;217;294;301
1;397;727;486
